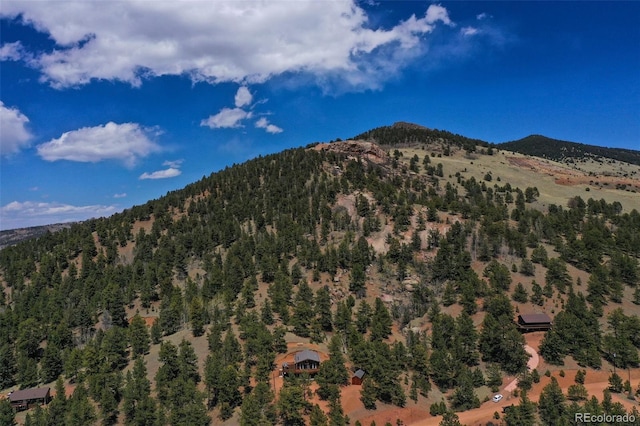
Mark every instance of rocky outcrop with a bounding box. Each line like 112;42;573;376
313;140;389;165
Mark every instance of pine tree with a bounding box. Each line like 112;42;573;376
168;378;210;425
334;301;352;333
155;342;180;406
538;377;566;426
47;376;67;426
40;344;63;384
608;372;623;393
64;347;83;384
189;297;206;337
309;404;329;426
66;383;96;426
26;404;47;426
328;395;347;426
370;298;392;341
278;384;307;426
450;368;480;411
0;344;16;389
204;354;223;408
454;312;479;366
315;286;333;331
504;391;536;426
103;282;128;328
0;399;16;426
486;364;502;392
129;313;151;356
100;326;129;370
439;411;462;426
217;365;241;419
316;334;350;399
221;329;243;365
240;381;276;426
292;280;315;337
123;357;156;426
17;354;39;388
512;283;529;303
350;262;366;296
360;378;377;410
355;301;372;334
178;339;201;384
530;281;544;305
150;318;162;345
261;299;274;325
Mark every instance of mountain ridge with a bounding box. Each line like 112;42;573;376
1;123;638;244
497;134;640;166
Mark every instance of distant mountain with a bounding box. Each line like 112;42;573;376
0;222;76;249
497;135;640;166
352;121;489;152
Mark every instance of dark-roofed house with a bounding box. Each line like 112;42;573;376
352;369;365;385
9;387;51;411
516;313;552;332
283;349;321;376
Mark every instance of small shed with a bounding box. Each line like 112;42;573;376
352;369;365;385
516;313;552;332
9;387;51;411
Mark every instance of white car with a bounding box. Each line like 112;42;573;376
492;394;503;403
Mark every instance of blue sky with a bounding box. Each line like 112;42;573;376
1;1;639;230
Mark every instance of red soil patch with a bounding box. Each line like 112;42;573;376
127;316;157;328
356;404;432;426
50;384;76;399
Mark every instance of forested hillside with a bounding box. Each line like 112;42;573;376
352;122;489;153
1;131;639;426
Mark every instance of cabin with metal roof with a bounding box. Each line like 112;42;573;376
516;313;552;332
8;387;51;411
282;349;321;376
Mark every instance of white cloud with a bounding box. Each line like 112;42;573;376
425;4;453;26
36;122;160;166
1;101;32;156
139;167;181;180
0;1;454;90
0;200;118;230
201;108;250;129
477;13;489;20
162;159;183;168
234;86;253;108
0;41;26;61
461;27;479;37
255;117;283;134
113;193;127;198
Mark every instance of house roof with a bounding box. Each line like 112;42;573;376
518;313;552;324
294;349;320;364
9;387;50;402
353;369;365;379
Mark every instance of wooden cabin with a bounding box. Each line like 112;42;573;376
9;387;51;411
516;313;552;332
283;349;321;376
